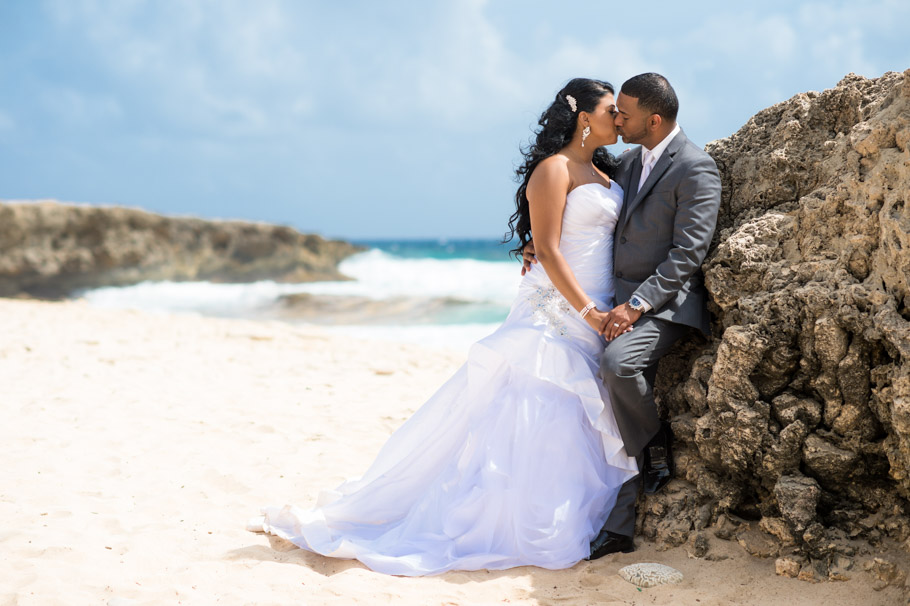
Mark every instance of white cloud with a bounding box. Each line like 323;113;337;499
409;1;525;123
344;4;653;129
0;110;14;131
808;30;876;79
40;87;123;126
43;0;309;137
36;0;663;139
33;0;906;150
793;2;891;79
795;0;910;33
675;11;799;66
291;95;315;116
673;1;907;88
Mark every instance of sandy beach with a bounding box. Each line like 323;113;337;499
1;298;903;605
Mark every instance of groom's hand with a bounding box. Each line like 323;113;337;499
521;240;538;275
600;303;642;341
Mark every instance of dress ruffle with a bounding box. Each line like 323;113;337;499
256;182;635;576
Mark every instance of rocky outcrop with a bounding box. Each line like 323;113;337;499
0;201;362;297
643;69;910;585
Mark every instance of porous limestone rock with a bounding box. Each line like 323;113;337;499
775;555;803;578
641;69;910;580
773;474;820;534
0;201;362;297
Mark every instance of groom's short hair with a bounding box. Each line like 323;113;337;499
621;73;679;122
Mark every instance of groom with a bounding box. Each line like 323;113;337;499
525;73;721;557
588;73;721;557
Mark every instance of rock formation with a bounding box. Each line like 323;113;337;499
642;69;910;587
0;201;362;297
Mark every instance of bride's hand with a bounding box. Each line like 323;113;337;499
585;309;608;334
587;309;633;337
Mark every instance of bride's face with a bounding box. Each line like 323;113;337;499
584;93;619;146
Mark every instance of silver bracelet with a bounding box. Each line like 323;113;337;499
579;300;596;319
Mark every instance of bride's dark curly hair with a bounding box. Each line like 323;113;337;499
505;78;619;258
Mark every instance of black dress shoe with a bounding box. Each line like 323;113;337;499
587;529;634;560
643;422;673;495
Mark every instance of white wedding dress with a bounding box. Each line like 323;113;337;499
251;181;637;576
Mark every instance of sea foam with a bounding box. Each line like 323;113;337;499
308;249;520;303
78;249;522;351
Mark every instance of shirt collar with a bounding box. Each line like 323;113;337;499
641;122;681;165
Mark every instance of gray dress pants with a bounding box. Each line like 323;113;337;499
599;315;690;537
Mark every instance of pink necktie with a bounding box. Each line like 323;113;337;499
638;151;655;193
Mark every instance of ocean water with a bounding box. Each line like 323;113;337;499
79;239;523;352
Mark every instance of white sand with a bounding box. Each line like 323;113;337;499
0;299;902;605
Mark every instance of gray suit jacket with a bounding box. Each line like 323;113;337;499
612;129;721;335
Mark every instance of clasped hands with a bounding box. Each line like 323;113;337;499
596;302;641;341
521;242;640;341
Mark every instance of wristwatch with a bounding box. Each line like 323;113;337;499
629;295;647;313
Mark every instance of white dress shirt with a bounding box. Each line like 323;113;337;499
638;122;681;192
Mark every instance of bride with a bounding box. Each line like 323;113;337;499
248;78;637;576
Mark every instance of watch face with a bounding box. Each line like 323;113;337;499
630;296;641;308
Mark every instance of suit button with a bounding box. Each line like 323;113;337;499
620;237;627;244
616;271;623;278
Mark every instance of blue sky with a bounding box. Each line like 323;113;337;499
1;1;908;240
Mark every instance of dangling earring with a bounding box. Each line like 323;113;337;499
581;125;591;147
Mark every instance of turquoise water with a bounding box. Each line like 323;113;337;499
353;238;516;262
80;238;523;351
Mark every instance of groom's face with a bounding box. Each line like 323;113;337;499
614;93;650;145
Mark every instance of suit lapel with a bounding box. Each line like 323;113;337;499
616;150;642;235
621;130;688;228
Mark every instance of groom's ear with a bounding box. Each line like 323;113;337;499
648;113;663;132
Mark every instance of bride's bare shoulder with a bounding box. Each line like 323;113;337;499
529;155;571;191
536;153;570;172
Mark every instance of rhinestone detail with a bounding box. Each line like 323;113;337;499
527;285;571;337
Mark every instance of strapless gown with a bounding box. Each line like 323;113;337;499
251;182;637;576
